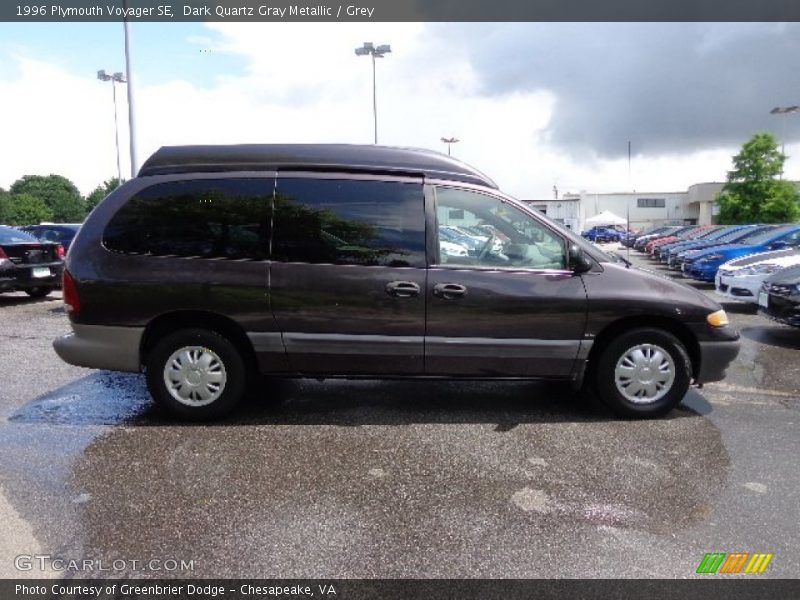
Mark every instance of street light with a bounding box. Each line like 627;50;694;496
355;41;391;144
770;105;800;177
440;137;459;156
97;69;126;183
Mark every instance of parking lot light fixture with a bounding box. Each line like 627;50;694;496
441;137;459;156
770;105;800;177
355;41;391;144
97;69;127;183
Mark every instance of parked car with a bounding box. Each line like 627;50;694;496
715;251;800;304
0;225;64;297
19;223;82;252
758;264;800;327
667;225;775;270
683;224;800;282
639;225;699;253
53;144;740;420
658;225;746;264
629;226;683;250
653;226;722;260
581;226;622;243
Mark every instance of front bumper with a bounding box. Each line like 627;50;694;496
715;274;762;303
685;262;719;282
695;339;741;384
53;324;144;372
759;295;800;328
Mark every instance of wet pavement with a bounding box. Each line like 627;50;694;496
0;257;798;578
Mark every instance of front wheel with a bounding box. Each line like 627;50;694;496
592;328;691;418
146;328;246;421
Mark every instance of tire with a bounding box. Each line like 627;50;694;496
592;327;691;419
146;328;247;421
25;287;53;298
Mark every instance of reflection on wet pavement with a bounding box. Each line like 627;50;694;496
1;373;730;577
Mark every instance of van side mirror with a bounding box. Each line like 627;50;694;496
568;244;593;273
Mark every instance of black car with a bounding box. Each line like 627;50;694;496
20;223;82;252
53;144;740;421
758;264;800;327
0;225;64;297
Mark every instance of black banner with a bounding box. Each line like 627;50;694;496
3;0;800;22
4;579;800;600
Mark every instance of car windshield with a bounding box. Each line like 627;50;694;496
745;225;795;245
729;225;774;243
0;226;39;244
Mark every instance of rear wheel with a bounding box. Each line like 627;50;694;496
593;327;691;418
26;287;53;298
146;328;246;421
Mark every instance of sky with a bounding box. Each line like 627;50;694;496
0;22;799;199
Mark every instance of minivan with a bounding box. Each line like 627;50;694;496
54;144;740;420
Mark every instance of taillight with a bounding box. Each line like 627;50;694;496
62;269;81;315
56;244;66;258
0;246;8;267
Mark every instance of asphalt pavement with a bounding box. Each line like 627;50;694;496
0;252;798;578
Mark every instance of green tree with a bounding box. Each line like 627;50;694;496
715;133;800;224
85;177;121;211
9;174;87;222
0;191;53;225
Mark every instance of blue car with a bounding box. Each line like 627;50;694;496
663;225;769;268
581;226;623;243
683;224;800;282
19;223;82;252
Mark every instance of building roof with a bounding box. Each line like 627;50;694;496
138;144;498;188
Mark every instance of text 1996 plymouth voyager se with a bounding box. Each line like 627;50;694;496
53;144;740;420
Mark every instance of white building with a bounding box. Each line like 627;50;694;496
523;182;724;232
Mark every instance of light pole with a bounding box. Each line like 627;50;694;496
441;137;459;156
770;105;800;178
123;5;139;178
97;69;126;183
355;42;391;144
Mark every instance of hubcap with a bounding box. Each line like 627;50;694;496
614;343;675;404
163;346;227;407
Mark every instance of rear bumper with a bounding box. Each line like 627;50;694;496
695;339;741;383
0;262;63;292
53;324;144;372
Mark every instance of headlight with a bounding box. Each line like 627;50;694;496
707;309;730;327
735;263;783;277
700;254;724;262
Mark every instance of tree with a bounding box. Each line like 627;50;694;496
86;177;121;211
715;133;800;224
9;174;87;222
0;191;53;225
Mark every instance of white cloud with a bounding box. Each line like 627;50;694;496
1;23;797;198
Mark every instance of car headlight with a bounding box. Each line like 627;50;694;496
700;254;724;262
735;263;783;277
707;309;730;327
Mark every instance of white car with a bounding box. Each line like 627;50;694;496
715;250;800;303
439;239;470;259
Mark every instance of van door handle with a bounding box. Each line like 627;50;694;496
386;281;421;298
433;283;468;299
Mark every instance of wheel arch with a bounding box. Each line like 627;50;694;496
586;315;700;381
140;310;258;372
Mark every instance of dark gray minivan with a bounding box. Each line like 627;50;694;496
54;144;740;420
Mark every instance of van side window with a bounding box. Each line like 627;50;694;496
272;178;425;268
103;179;272;260
434;187;567;270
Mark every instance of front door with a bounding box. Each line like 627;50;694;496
425;185;588;378
269;174;427;375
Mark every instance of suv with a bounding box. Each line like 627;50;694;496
54;144;740;420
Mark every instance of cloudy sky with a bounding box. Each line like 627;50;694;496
0;22;798;198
